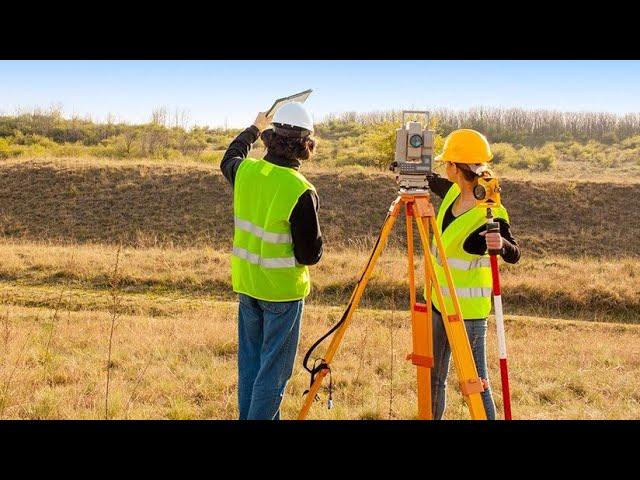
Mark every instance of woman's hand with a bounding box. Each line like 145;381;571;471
480;230;503;253
252;111;274;132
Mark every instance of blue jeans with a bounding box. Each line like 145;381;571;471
431;308;496;420
237;293;304;420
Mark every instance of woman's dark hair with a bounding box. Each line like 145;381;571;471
454;163;478;183
260;128;316;161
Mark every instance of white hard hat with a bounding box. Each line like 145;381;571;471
272;102;314;133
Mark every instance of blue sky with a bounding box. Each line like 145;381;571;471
0;60;638;128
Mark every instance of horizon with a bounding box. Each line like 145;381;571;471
2;104;639;131
0;61;639;128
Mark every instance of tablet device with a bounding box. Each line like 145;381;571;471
265;89;313;117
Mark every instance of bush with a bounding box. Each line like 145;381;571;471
491;143;518;165
365;122;396;169
531;152;556;171
509;156;531;170
198;150;224;164
601;132;619;145
568;142;583;160
621;135;640;149
0;137;23;159
54;143;88;157
12;133;57;148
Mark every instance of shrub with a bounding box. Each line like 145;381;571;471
365;121;396;169
198;150;224;164
531;152;556;171
491;143;518;165
54;143;88;157
0;137;23;159
601;132;619;145
509;155;531;170
621;135;640;149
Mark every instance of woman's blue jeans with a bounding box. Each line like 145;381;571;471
237;293;304;420
431;308;496;420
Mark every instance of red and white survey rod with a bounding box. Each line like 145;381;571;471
486;209;512;420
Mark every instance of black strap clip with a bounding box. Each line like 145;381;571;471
302;359;332;409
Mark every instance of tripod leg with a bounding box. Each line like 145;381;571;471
414;214;487;420
406;204;432;420
423;220;432;314
406;204;416;310
297;198;403;420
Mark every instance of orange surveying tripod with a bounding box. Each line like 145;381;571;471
298;190;488;420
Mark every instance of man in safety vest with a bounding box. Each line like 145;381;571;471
425;129;521;420
220;103;323;420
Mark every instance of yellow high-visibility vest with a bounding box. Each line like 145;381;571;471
428;183;509;319
231;158;315;301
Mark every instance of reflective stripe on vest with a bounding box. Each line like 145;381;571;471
440;286;492;298
234;217;292;244
432;247;491;270
232;246;296;269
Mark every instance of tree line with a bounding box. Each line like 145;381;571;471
321;108;640;146
1;106;639;162
0;107;238;160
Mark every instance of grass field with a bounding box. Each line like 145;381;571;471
2;297;639;420
0;157;638;419
0;241;637;322
0;238;637;420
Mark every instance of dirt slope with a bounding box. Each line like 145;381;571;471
0;158;637;257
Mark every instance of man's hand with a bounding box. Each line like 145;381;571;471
480;230;503;253
252;111;274;132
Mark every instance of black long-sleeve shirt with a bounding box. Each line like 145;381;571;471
220;126;323;266
427;173;520;264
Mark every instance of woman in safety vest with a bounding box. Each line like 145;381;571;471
426;129;520;420
220;103;323;420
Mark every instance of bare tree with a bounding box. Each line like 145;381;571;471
173;108;191;130
122;129;137;156
151;106;169;127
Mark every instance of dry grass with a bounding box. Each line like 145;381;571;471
0;157;637;420
1;298;639;420
0;237;636;419
0;240;636;322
